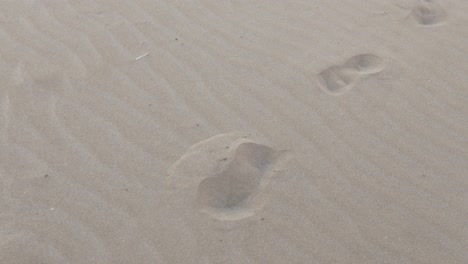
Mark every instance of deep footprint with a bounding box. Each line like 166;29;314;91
411;0;446;26
318;54;384;95
197;142;288;221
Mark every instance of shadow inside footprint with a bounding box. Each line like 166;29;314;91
197;142;286;221
318;54;384;95
411;0;446;26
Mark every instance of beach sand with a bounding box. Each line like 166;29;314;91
1;0;467;263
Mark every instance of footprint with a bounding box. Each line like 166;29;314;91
410;0;446;26
197;142;288;220
166;132;290;221
318;54;384;95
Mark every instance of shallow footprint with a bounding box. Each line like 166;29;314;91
166;132;290;221
410;0;447;26
344;54;384;74
318;66;359;95
197;142;287;220
318;54;384;95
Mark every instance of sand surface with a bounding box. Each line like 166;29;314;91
1;0;468;263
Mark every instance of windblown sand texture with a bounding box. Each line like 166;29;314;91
1;0;468;263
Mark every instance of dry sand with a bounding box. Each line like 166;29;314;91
1;0;467;263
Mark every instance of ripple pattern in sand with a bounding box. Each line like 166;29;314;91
0;0;467;263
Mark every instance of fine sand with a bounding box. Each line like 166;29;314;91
1;0;468;263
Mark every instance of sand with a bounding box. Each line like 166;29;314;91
1;0;467;263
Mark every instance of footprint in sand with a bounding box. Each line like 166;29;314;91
318;54;384;95
410;0;447;26
167;132;290;221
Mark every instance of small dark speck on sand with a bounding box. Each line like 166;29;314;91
196;124;199;127
221;158;228;161
125;188;129;191
44;174;48;178
225;146;229;149
261;218;265;221
175;38;178;41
